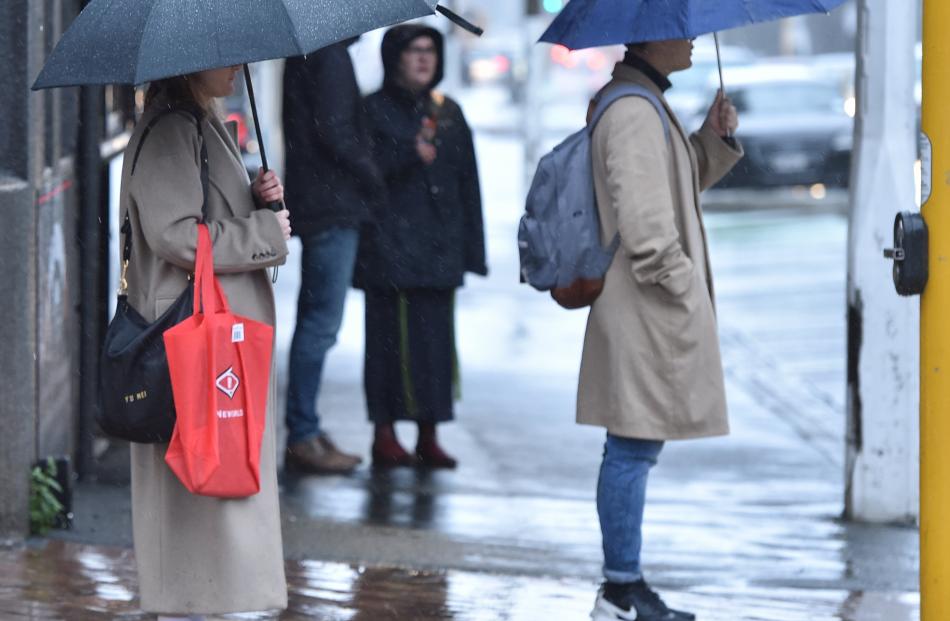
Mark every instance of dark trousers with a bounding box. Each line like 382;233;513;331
363;288;457;424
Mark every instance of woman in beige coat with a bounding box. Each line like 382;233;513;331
580;40;742;621
119;66;291;620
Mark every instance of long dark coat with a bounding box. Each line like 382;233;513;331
355;25;487;290
282;39;383;236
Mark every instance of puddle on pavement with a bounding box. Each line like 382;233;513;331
0;540;918;621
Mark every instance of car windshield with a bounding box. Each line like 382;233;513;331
732;82;842;115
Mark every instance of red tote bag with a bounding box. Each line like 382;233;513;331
163;224;273;498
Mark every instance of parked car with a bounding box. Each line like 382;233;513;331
805;52;856;118
707;64;853;189
461;29;525;88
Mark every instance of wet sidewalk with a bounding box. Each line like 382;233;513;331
21;135;919;620
0;538;918;620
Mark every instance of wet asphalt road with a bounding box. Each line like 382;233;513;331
33;125;919;619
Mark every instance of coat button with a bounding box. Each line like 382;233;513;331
430;186;440;196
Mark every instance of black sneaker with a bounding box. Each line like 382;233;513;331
590;579;696;621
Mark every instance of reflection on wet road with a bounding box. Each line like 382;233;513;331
0;540;918;620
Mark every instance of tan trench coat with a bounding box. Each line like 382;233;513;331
120;97;288;615
577;63;743;441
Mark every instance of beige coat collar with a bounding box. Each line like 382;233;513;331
609;62;692;153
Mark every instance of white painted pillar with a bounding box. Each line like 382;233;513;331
845;0;919;523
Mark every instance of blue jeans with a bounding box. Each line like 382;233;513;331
285;227;359;447
597;433;664;583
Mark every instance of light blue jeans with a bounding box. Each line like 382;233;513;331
597;433;664;583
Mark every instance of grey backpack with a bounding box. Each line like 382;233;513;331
518;84;670;308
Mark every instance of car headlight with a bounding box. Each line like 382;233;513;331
831;132;853;152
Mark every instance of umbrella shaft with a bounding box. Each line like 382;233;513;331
243;64;269;172
713;32;731;139
713;32;725;96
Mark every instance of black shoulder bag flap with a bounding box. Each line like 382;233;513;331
97;106;209;444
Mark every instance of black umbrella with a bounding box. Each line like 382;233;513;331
33;0;482;208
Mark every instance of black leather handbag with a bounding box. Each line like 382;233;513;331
97;106;208;443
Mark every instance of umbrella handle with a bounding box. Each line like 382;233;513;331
713;33;732;139
436;6;484;36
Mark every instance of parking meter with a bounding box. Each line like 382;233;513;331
883;211;928;296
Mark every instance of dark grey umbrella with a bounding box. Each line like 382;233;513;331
32;0;481;208
32;0;482;88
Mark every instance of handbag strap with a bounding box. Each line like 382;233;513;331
121;106;210;276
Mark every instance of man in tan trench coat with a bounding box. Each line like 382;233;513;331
580;40;742;621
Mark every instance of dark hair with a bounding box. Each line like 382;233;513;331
626;42;649;52
144;75;201;110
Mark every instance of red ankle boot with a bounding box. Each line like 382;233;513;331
372;424;414;468
416;423;458;469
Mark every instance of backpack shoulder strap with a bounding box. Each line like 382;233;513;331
588;84;671;144
587;84;670;259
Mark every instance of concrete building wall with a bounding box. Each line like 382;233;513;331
0;0;83;538
0;0;40;539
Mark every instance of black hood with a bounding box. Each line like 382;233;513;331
381;24;444;93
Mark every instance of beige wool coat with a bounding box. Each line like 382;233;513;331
120;97;288;615
577;63;743;441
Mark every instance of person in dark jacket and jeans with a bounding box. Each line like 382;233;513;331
356;24;487;469
282;38;384;474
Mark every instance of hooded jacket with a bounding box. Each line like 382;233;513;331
355;25;487;290
282;38;383;236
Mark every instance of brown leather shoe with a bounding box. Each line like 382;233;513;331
285;435;362;474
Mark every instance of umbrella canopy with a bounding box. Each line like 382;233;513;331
32;0;444;89
539;0;848;50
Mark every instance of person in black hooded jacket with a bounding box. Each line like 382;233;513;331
356;24;487;469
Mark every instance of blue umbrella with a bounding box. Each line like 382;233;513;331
540;0;846;107
539;0;848;51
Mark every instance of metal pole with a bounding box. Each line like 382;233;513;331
921;0;950;616
846;0;918;524
76;83;103;481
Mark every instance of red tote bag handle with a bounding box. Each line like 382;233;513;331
193;225;230;317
